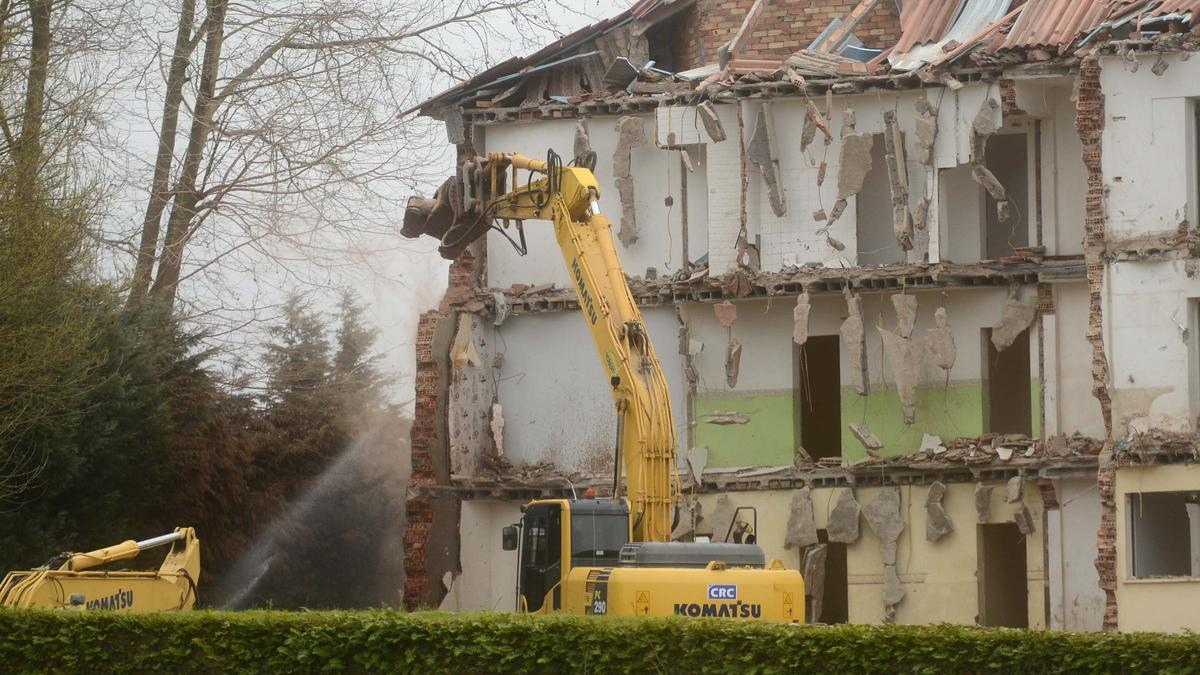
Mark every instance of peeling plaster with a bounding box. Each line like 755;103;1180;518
827;488;862;544
925;481;953;542
863;488;906;622
840;287;869;396
747;105;787;217
784;486;819;549
613;116;644;247
975;483;993;522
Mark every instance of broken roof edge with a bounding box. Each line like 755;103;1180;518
410;0;696;119
414;2;1200;122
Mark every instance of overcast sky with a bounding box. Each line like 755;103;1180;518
93;0;630;406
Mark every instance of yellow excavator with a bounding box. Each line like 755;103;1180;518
0;527;200;612
403;150;805;621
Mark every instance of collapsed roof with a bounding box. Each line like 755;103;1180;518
417;0;1200;118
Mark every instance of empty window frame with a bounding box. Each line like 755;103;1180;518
857;134;906;266
1126;491;1200;579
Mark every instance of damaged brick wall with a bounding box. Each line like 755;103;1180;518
690;0;901;69
1075;53;1117;633
403;231;486;608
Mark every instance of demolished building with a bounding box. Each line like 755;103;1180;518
403;0;1200;632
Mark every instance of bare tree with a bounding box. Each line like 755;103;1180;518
126;0;555;312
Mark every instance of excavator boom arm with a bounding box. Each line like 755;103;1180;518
405;152;679;542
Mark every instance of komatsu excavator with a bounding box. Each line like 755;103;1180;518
403;150;805;622
0;527;199;612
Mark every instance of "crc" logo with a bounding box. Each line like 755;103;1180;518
707;584;737;600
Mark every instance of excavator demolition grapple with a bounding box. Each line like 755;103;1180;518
0;528;199;612
403;150;806;622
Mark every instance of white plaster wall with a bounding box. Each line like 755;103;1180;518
1101;52;1200;239
1105;259;1198;434
687;287;1013;396
702;85;999;275
1045;477;1104;631
1050;281;1106;438
492;306;687;471
481;115;692;289
478;79;1097;291
1046;85;1087;256
442;500;523;612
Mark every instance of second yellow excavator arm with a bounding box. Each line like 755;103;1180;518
407;151;679;542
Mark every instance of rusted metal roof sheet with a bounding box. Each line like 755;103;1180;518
1146;0;1200;16
891;0;1012;70
892;0;965;54
996;0;1115;52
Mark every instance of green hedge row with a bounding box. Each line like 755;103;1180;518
2;610;1199;674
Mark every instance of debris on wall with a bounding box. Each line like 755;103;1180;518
725;339;742;388
863;488;906;622
925;481;953;542
919;433;944;454
972;97;1000;142
708;494;735;542
443;107;465;145
490;403;505;458
827;488;862;544
704;411;751;425
914;97;937;167
1006;475;1024;503
975;483;992;522
613;116;644;247
878;327;920;425
802;100;833;154
879;324;921;425
672;497;700;541
1014;504;1036;536
802;543;828;622
883;110;913;250
792;293;811;346
968;97;1013;225
991;286;1037;352
840;287;869;395
832;108;874;227
747;105;787;217
492;291;509;326
891;293;917;339
449;315;493;476
697;101;726;143
687;446;709;483
573;119;592;163
784;486;819;549
450;317;481;368
850;422;883;452
716;301;741;388
926;306;957;372
714;301;738;327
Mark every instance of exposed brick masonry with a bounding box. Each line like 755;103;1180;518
1074;53;1117;633
687;0;902;69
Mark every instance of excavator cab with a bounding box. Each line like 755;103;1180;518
504;499;630;613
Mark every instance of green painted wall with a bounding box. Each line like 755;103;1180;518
694;380;1042;467
840;383;982;463
693;393;795;467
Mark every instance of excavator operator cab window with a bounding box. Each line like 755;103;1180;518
518;504;561;612
570;510;629;568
